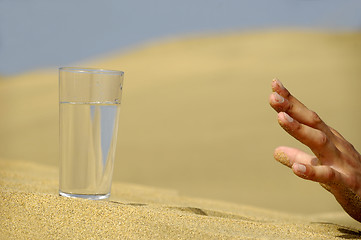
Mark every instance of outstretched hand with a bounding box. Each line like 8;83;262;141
269;79;361;222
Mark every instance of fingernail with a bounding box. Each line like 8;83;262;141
274;92;284;103
293;163;306;174
273;78;284;89
283;112;293;122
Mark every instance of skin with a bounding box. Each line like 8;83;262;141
269;79;361;222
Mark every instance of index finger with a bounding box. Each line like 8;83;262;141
270;79;335;140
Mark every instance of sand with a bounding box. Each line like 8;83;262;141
2;158;361;239
1;30;361;238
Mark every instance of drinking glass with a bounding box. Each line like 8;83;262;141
59;67;124;200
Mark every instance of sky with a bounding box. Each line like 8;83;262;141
0;0;361;75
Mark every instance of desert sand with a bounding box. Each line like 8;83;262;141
1;30;361;238
2;158;361;239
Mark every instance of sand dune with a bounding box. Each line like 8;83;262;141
2;158;361;239
1;30;361;238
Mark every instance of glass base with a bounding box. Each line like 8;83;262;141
59;191;110;200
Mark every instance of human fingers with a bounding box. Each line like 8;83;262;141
270;79;333;137
274;146;319;168
277;112;340;164
292;162;344;185
274;145;344;186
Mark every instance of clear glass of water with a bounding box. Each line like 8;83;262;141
59;67;124;200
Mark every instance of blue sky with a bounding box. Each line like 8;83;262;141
0;0;360;75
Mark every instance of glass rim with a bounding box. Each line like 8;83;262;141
59;67;124;76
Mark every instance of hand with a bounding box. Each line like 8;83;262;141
269;79;361;222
